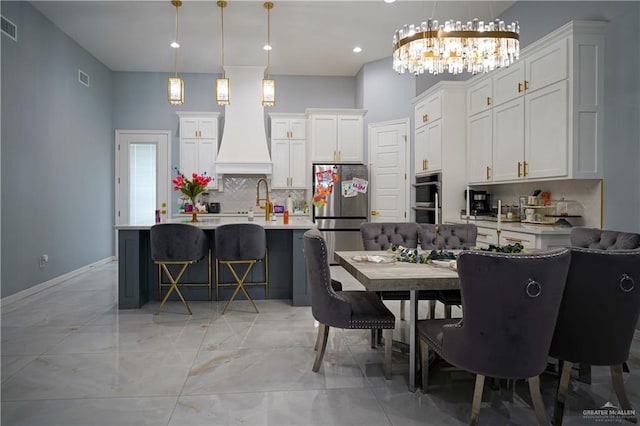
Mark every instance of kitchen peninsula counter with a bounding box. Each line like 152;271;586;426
115;217;316;309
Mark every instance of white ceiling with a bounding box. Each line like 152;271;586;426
31;0;516;77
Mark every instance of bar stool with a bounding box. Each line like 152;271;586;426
150;223;211;315
215;223;268;314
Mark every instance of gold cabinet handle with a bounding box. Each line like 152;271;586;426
517;161;522;177
524;80;529;91
487;96;492;106
518;82;523;93
423;114;429;123
333;150;337;161
478;233;490;237
505;237;524;243
486;166;491;180
523;161;528;177
371;210;379;216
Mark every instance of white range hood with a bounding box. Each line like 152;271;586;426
216;66;272;175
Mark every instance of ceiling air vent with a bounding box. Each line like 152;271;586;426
1;15;17;41
78;69;90;88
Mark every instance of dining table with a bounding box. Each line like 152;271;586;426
335;250;460;392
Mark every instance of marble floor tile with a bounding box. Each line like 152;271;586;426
1;261;639;426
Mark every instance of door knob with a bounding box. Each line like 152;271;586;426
371;210;379;216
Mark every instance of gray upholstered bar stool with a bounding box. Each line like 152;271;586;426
215;223;268;314
150;223;211;315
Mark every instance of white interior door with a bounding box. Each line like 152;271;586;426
115;131;171;226
368;119;410;222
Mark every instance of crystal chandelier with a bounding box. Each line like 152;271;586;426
216;0;230;105
167;0;184;105
392;18;520;76
262;2;275;107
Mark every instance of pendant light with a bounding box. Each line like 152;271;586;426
262;2;275;107
216;0;230;105
167;0;184;105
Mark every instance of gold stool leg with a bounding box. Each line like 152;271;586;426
156;263;192;315
221;262;259;314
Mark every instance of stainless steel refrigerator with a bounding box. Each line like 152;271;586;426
312;164;368;264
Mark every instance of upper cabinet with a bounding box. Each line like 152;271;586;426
307;108;367;163
413;82;467;220
466;21;605;184
269;113;307;189
177;112;220;189
414;91;444;174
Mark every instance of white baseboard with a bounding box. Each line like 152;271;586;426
1;257;115;307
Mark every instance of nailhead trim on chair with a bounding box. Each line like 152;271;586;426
311;233;349;303
351;319;395;329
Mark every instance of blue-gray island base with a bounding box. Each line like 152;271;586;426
117;220;315;309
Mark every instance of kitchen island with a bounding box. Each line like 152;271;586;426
116;216;316;309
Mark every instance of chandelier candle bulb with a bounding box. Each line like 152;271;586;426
497;200;502;231
435;192;439;225
466;185;470;218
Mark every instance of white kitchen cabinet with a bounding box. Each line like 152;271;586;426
471;222;570;250
467;110;493;183
177;112;220;189
414;92;442;129
413;82;467;222
466;21;605;184
414;120;442;174
307;108;367;163
269;113;307;189
467;78;493;116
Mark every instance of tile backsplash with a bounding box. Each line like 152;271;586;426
196;175;307;214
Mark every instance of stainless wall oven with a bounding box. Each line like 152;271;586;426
412;173;440;224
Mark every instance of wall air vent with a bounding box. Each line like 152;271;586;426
78;69;90;88
1;15;17;41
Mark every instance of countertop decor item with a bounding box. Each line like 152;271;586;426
172;168;213;222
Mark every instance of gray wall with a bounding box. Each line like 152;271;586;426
414;1;640;233
1;2;114;298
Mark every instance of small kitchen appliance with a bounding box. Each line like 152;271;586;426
208;202;220;214
465;190;491;215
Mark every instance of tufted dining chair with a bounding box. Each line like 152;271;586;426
550;247;640;425
360;222;431;320
568;226;640;383
304;229;396;379
419;223;478;318
417;248;571;426
570;226;640;250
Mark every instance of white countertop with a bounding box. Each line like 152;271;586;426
115;216;316;230
445;218;572;235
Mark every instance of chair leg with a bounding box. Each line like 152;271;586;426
611;364;637;423
312;324;329;372
383;328;393;380
400;300;406;321
222;262;259;314
428;300;436;319
419;338;429;393
470;374;485;426
554;360;573;426
528;375;548;426
444;304;452;319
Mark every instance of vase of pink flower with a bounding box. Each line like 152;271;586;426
172;169;213;223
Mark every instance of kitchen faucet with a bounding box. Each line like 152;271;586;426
256;178;272;220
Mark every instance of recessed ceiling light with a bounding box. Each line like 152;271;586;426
353;46;362;53
170;41;180;48
384;0;396;3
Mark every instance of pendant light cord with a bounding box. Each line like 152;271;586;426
173;3;179;77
